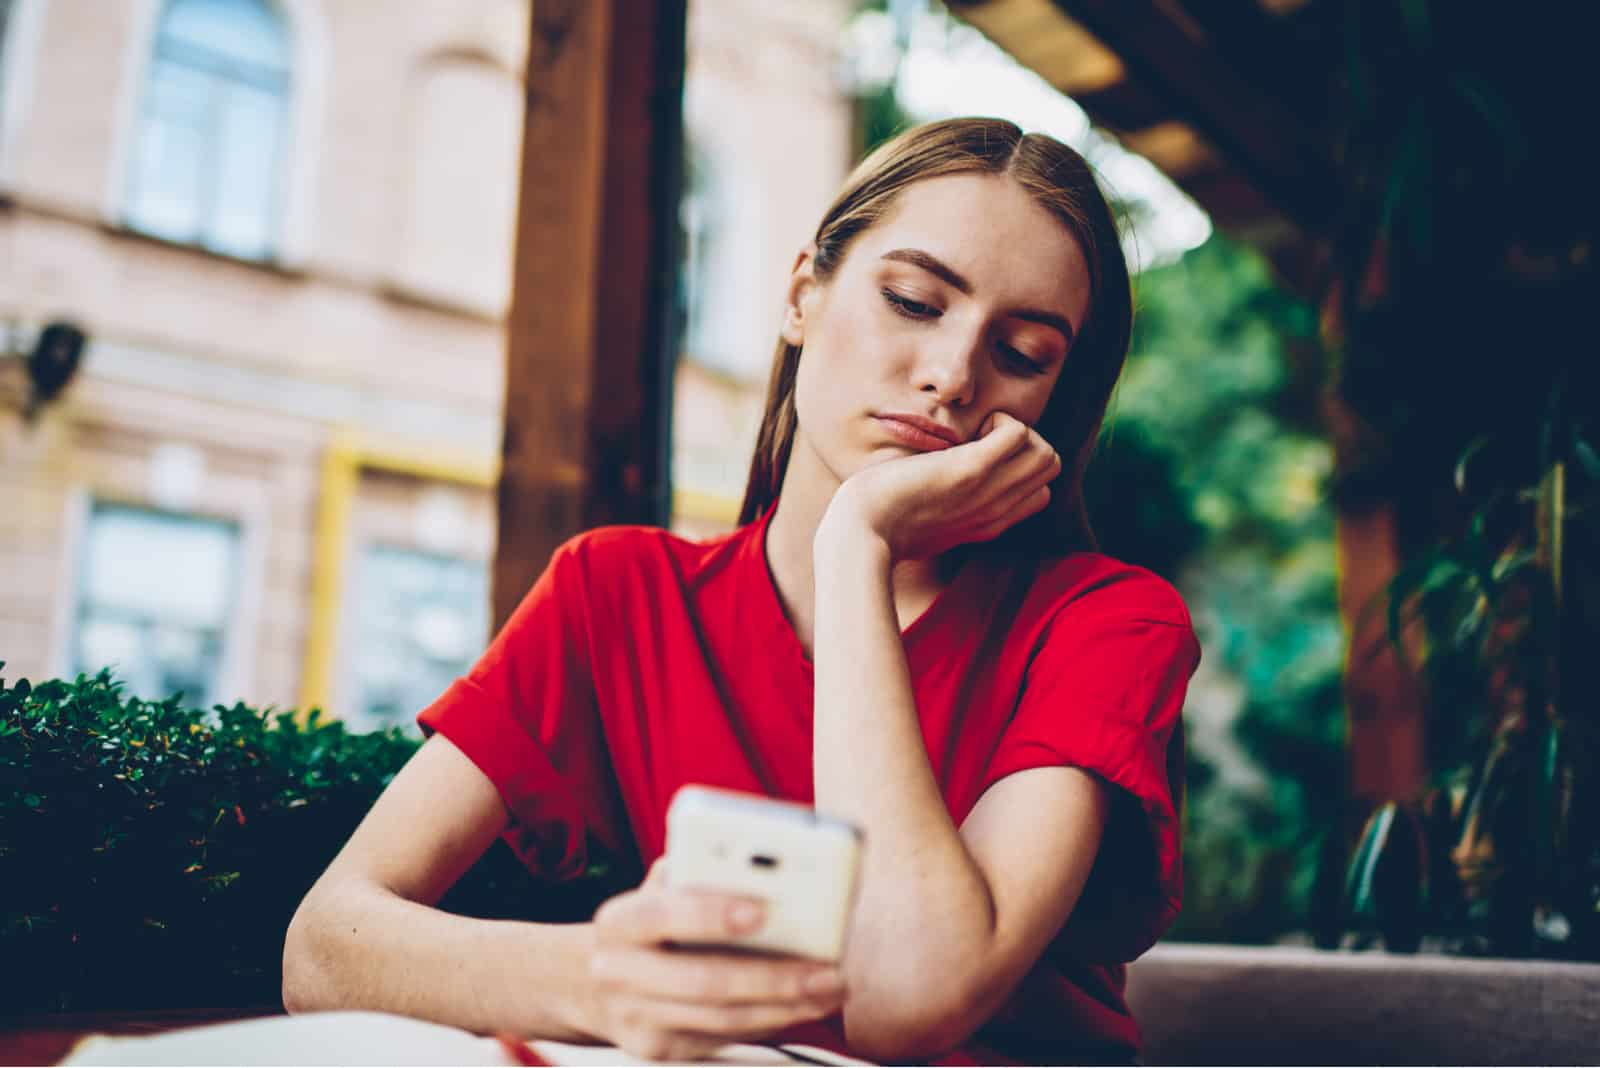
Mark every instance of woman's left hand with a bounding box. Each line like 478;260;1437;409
820;411;1061;562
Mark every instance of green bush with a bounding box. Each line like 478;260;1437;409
0;665;626;1014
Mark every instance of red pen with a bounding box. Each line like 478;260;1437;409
494;1033;553;1066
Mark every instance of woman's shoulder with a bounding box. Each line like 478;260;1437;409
1017;550;1193;631
549;521;749;589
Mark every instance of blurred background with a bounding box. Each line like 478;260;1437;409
1;0;1593;961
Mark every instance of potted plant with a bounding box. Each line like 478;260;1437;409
1324;2;1598;958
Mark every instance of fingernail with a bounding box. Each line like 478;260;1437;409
805;968;844;995
728;900;764;933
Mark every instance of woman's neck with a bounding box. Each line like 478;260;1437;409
765;433;949;655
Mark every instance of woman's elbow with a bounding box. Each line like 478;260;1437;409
281;891;338;1014
842;983;990;1062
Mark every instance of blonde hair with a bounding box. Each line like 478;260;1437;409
737;117;1133;555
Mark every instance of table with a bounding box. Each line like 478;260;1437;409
0;1007;281;1066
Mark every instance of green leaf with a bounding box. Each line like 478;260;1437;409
1575;435;1600;481
1419;557;1470;596
1533;722;1560;894
1454;435;1494;495
1491;549;1539;584
1345;803;1396;921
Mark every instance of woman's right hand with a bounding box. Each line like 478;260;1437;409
581;863;848;1062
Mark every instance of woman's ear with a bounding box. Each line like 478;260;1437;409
781;243;819;347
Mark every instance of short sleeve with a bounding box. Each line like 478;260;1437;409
984;578;1200;962
418;538;617;881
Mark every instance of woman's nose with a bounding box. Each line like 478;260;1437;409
913;339;979;407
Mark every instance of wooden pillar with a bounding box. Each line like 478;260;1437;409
1317;240;1429;809
1336;503;1427;803
494;0;687;630
1321;354;1428;806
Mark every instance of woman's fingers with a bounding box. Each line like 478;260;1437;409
966;469;1055;542
593;886;765;948
612;989;843;1040
591;944;845;1006
589;883;847;1058
968;412;1034;471
837;408;1059;556
989;432;1059;488
963;422;1059;517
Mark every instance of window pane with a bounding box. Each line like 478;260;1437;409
128;0;290;257
161;0;288;76
125;60;212;242
73;503;240;708
348;545;488;732
82;505;237;624
207;79;283;258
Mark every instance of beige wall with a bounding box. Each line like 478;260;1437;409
673;0;856;509
0;0;857;717
1;0;525;711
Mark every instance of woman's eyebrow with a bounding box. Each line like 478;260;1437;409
1011;308;1076;348
880;247;1077;347
881;247;973;294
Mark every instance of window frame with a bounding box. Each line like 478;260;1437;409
339;538;490;734
60;493;251;711
120;0;293;262
301;432;498;723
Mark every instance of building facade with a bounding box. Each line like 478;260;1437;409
0;0;854;729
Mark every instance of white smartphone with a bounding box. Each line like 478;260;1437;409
663;785;864;962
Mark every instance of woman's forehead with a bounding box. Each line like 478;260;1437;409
855;174;1091;320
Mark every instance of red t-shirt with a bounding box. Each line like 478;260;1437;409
419;504;1200;1064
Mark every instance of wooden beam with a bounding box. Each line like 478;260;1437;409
1071;77;1171;133
1118;121;1222;180
495;0;686;630
952;0;1125;95
1049;0;1338;234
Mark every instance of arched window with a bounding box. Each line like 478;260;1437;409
124;0;290;260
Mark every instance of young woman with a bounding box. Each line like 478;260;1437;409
283;117;1200;1066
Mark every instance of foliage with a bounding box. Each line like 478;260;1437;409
1104;235;1346;944
1081;422;1204;584
1347;386;1600;957
0;666;625;1013
855;79;915;158
1325;2;1599;958
846;0;1347;942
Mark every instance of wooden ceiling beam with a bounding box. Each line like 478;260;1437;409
1046;0;1338;235
1118;121;1223;181
1070;77;1170;134
952;0;1125;94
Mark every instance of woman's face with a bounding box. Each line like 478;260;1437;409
785;173;1093;488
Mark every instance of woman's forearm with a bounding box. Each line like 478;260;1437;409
810;529;1000;1055
283;878;600;1041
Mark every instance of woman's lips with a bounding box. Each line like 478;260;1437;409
874;414;959;451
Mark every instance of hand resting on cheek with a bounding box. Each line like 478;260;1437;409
822;411;1063;562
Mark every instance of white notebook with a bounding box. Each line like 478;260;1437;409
60;1010;870;1066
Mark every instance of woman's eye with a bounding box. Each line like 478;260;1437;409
997;343;1047;376
881;289;937;319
